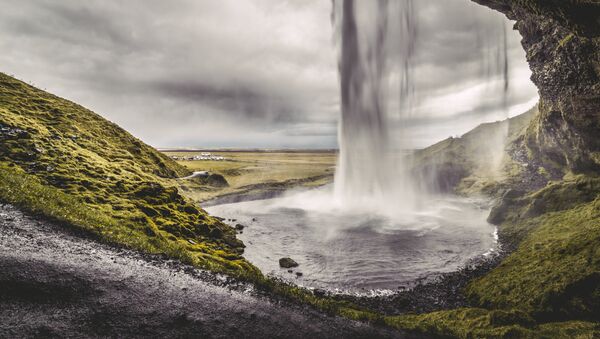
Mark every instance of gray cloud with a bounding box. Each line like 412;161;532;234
0;0;537;149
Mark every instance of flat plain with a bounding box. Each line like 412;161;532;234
162;151;337;203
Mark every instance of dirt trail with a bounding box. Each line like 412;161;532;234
0;204;408;338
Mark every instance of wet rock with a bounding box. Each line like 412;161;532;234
295;272;303;277
279;257;299;268
313;289;326;297
234;224;245;231
487;189;526;225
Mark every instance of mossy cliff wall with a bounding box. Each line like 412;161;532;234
473;0;600;174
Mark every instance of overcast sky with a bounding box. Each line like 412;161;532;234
0;0;538;149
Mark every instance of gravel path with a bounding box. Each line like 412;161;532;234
0;204;409;338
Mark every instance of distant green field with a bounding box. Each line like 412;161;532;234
163;151;337;202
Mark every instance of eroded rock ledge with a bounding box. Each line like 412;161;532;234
474;0;600;174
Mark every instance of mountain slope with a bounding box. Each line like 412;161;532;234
0;72;256;276
411;105;538;194
397;104;600;337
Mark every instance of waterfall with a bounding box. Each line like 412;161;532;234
332;0;512;207
332;0;417;210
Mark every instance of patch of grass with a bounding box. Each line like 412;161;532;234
385;308;599;338
488;176;600;243
467;196;600;320
558;33;575;48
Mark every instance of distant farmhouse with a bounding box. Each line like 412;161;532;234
169;152;226;161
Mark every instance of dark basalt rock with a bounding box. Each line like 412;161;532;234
472;0;600;175
279;257;299;268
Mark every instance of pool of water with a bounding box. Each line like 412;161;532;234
206;187;497;295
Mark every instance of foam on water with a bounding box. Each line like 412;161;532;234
207;187;497;294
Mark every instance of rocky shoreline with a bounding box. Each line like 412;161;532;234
203;189;509;317
336;250;507;315
0;203;408;338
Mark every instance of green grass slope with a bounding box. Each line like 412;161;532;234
411;106;537;195
391;105;600;338
467;193;600;320
0;72;257;275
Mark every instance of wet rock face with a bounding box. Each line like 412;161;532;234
474;1;600;173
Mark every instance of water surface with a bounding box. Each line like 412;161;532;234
207;187;496;295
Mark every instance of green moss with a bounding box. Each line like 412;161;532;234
467;196;600;319
489;176;600;237
0;72;255;275
558;33;575;48
385;308;599;338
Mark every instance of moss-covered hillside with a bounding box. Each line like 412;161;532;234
411;106;537;195
0;72;257;275
401;103;600;337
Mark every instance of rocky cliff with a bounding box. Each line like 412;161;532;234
474;0;600;174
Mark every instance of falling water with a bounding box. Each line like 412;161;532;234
333;0;512;202
482;18;511;175
332;0;417;209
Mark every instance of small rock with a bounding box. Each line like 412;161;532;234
287;270;293;273
279;257;299;268
235;224;245;231
252;218;257;222
313;289;326;297
295;272;303;277
188;239;197;245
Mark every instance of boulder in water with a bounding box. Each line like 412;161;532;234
279;257;299;268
